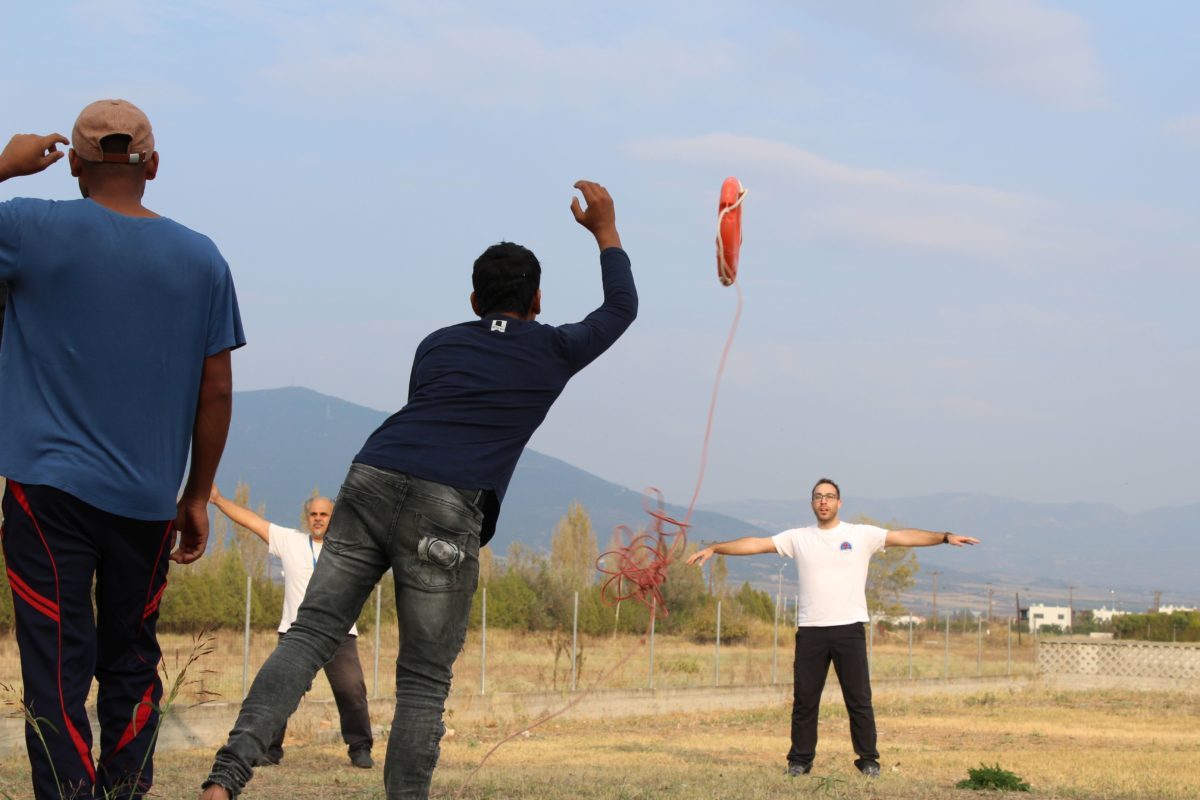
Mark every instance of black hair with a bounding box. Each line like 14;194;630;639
88;135;140;176
472;242;541;317
100;134;133;155
811;477;840;499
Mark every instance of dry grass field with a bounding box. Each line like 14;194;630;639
0;624;1039;708
4;683;1198;799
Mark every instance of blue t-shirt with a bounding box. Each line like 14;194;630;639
355;247;637;544
0;197;246;520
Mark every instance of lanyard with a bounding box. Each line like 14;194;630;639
308;536;318;569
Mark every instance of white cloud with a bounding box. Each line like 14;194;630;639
809;0;1105;110
1165;114;1200;145
251;7;736;112
627;133;1053;261
70;0;172;36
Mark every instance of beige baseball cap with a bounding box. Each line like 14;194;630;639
71;99;155;164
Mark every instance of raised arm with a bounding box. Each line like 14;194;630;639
0;133;69;182
558;180;637;369
208;484;270;544
171;350;235;563
884;528;979;548
571;179;622;251
687;536;778;567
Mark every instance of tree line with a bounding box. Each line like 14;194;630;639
0;483;920;638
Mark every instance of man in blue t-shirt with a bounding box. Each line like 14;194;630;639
202;181;636;800
0;100;245;800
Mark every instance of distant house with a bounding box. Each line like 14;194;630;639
887;614;926;626
1158;605;1197;614
1029;603;1071;632
1091;606;1128;624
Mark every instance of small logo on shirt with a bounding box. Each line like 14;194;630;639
490;319;508;333
840;541;852;551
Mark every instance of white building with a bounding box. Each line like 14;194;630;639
1091;606;1129;624
1158;605;1197;614
1029;603;1071;632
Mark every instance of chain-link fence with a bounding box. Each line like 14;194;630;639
0;580;1040;709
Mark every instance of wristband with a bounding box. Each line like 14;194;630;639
942;532;951;544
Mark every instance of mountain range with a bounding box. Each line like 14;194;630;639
215;388;1200;611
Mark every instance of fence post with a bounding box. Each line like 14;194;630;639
373;583;382;699
977;616;983;677
772;592;780;685
648;598;656;689
571;591;579;692
242;575;252;700
908;615;914;679
715;600;722;687
943;615;950;680
1007;618;1012;677
475;587;480;695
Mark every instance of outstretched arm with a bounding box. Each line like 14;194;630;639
885;528;979;548
208;483;270;544
0;133;69;182
687;536;777;567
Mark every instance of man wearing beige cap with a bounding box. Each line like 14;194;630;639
0;99;245;799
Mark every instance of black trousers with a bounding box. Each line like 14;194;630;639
265;630;373;759
2;481;172;799
788;622;879;768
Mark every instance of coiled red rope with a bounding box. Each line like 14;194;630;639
597;275;743;616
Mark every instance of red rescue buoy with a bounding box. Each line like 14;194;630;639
716;177;746;286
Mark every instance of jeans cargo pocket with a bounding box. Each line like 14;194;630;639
411;513;474;591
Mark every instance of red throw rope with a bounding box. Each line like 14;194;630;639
596;275;743;613
452;281;744;798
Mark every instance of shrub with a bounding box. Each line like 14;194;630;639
686;601;750;644
734;582;775;623
956;763;1031;792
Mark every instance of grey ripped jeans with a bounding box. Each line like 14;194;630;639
205;463;483;799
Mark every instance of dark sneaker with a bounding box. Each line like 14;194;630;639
786;762;812;777
349;748;374;769
857;761;881;778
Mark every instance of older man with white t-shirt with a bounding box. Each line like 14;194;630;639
210;486;374;769
688;477;979;778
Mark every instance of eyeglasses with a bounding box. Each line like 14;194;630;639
812;493;839;502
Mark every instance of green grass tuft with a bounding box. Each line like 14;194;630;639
955;762;1031;792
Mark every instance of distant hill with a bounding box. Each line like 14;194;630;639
216;387;385;529
216;388;1200;610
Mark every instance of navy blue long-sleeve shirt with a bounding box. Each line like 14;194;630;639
355;247;637;544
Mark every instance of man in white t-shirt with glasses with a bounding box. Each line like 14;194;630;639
688;477;979;778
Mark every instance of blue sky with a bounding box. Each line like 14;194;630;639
3;1;1198;513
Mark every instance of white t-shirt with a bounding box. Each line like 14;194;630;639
268;523;358;637
772;521;888;627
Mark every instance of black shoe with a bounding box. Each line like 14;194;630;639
857;761;880;778
786;762;812;777
252;752;282;767
349;748;374;769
